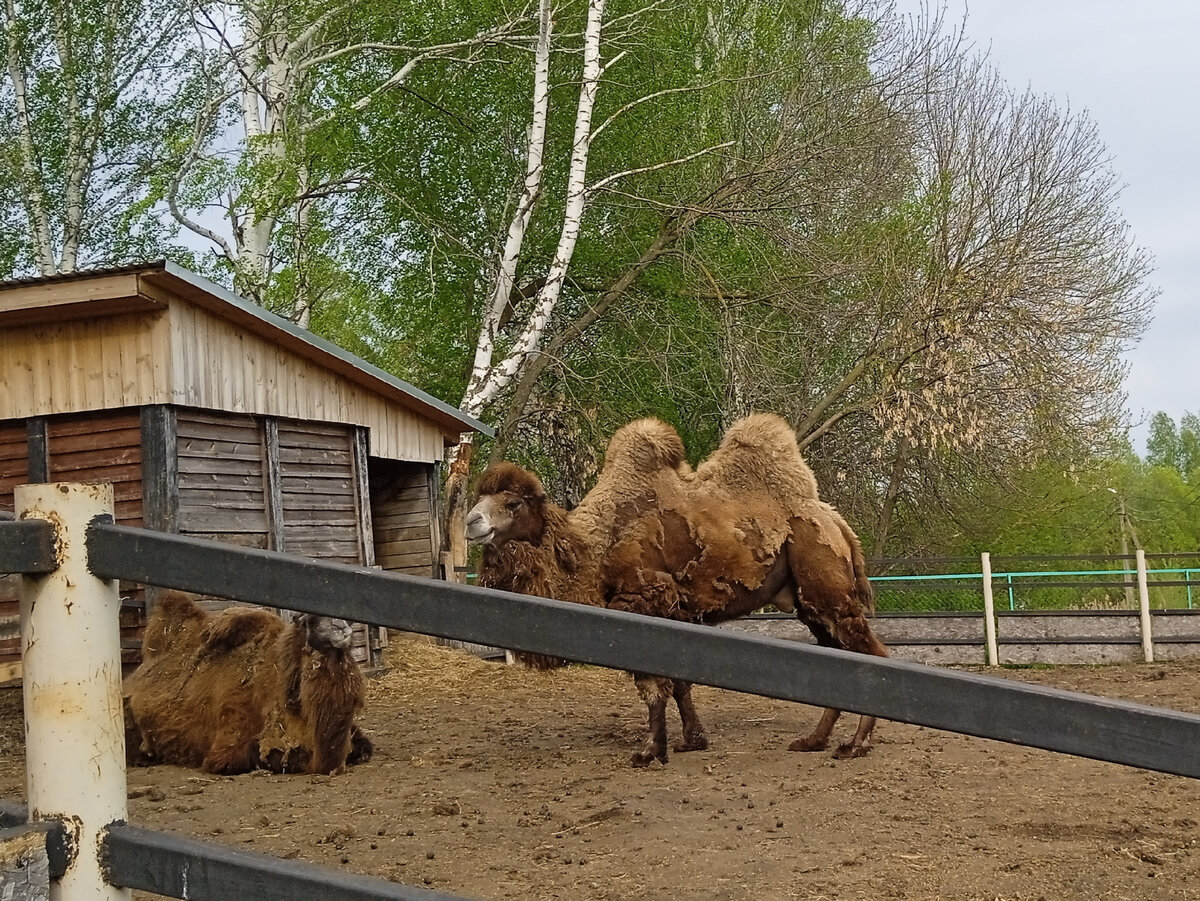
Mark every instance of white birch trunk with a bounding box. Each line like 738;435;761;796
462;0;607;419
230;2;288;299
3;0;56;273
50;1;91;273
462;0;553;406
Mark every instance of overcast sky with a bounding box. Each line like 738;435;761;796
892;1;1200;452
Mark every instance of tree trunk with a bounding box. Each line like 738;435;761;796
441;436;475;583
871;437;910;562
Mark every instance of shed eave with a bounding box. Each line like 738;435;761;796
142;262;493;440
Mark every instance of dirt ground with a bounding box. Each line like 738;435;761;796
3;639;1200;901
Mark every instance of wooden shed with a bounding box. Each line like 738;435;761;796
0;261;488;682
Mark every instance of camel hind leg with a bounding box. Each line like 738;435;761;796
631;674;671;767
671;680;709;753
785;515;889;759
786;615;885;759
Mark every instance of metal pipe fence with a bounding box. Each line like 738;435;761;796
869;552;1200;612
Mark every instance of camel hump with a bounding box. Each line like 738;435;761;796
694;413;819;505
154;590;207;625
603;418;687;474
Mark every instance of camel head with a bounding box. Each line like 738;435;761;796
466;462;548;546
298;613;354;652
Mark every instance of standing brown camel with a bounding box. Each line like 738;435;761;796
467;414;889;765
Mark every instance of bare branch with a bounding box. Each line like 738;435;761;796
587;141;733;194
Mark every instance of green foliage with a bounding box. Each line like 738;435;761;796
0;0;1167;575
1146;411;1200;479
0;0;193;271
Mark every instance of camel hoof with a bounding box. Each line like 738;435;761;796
788;736;828;752
674;736;709;753
631;748;667;767
832;743;871;760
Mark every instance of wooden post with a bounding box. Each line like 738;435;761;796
1137;548;1154;663
25;418;49;483
17;482;131;901
981;552;999;666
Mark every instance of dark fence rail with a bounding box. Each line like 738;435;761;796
83;520;1200;778
0;801;469;901
102;824;467;901
0;517;56;574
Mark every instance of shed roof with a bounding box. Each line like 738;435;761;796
0;261;491;446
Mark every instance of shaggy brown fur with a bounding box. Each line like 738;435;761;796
468;413;889;767
471;463;604;670
124;591;373;775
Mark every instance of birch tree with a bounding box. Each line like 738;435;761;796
441;0;750;563
158;0;531;316
0;0;190;274
484;0;935;479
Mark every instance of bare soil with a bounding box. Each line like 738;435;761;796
3;638;1200;901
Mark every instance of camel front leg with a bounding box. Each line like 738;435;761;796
671;680;709;753
631;675;671;767
833;714;877;759
789;705;840;752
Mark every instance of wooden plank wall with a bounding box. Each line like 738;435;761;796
0;410;146;678
370;461;438;577
168;302;449;463
176;409;269;548
174;410;373;663
47;411;144;525
275;421;371;662
277;421;362;563
0;406;435;676
0;423;29;680
47;412;146;667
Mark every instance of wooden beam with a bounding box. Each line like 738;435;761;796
25;419;48;483
140;406;178;534
140;405;178;619
0;273;166;329
0;520;57;574
352;428;375;568
263;419;284;553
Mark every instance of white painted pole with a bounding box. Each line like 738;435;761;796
981;552;999;666
1136;548;1154;664
17;483;131;901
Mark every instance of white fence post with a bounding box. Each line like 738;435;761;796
16;483;131;901
1136;548;1154;663
981;552;999;666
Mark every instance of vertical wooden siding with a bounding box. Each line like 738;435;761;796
168;303;448;462
0;312;170;420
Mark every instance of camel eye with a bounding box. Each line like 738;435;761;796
504;499;523;512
